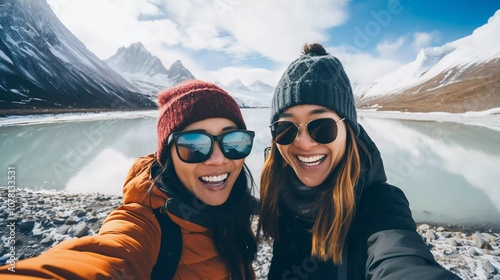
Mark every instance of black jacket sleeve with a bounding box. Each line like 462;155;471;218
361;183;461;280
366;229;461;280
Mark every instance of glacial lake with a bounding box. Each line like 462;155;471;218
1;108;499;227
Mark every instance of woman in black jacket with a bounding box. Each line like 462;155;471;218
258;43;461;280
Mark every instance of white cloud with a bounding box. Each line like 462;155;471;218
51;0;349;63
160;0;349;63
49;0;406;89
375;37;406;57
330;47;403;89
181;23;233;50
412;31;439;51
49;0;182;59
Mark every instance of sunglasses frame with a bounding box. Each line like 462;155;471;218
270;117;345;145
167;129;255;163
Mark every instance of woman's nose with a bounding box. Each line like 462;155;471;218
293;128;317;150
204;142;228;165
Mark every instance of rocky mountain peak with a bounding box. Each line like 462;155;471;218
105;42;168;76
356;11;500;113
248;80;275;92
0;0;155;113
104;44;195;96
167;60;195;85
228;79;249;91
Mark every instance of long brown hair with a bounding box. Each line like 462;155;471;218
258;125;361;264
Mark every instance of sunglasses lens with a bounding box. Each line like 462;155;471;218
271;121;298;145
176;133;212;163
221;131;254;159
307;118;337;144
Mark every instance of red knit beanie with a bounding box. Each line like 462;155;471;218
156;80;246;165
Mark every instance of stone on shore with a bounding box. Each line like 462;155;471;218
1;187;499;280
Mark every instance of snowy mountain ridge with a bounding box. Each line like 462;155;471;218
104;42;195;98
106;42;169;76
227;79;250;91
357;10;500;100
104;42;274;107
0;0;155;114
213;79;274;108
247;80;275;93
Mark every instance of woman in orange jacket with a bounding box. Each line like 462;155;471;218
0;80;258;279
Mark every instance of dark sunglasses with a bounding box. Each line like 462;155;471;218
167;130;255;163
270;118;345;145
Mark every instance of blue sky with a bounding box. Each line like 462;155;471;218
329;1;500;56
49;0;500;87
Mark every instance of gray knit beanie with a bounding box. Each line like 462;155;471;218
271;44;360;136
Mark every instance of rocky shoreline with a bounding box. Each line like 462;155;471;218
1;187;499;279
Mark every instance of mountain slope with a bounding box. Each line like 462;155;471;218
0;0;155;114
105;42;169;77
105;43;195;97
227;79;250;91
219;80;274;108
248;80;275;93
167;60;195;85
357;10;500;113
104;42;274;108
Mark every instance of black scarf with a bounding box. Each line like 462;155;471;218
280;168;338;221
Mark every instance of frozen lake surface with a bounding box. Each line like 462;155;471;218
1;108;499;226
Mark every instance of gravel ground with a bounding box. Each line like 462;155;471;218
1;187;499;279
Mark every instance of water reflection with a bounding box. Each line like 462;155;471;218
359;116;500;224
0;118;156;194
1;109;499;225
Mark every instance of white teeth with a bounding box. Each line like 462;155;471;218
297;155;325;163
201;173;228;182
297;155;325;166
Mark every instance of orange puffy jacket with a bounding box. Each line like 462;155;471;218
0;154;235;279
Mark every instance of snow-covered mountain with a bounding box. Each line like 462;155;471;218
247;80;275;93
104;41;273;107
105;42;194;97
227;79;250;91
168;60;195;85
0;0;155;114
106;42;169;77
356;10;500;113
219;80;274;108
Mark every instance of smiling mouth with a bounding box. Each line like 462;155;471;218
199;173;229;188
297;155;326;167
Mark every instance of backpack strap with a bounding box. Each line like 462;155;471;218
151;206;182;280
